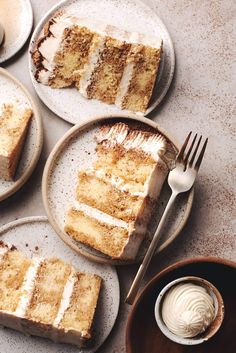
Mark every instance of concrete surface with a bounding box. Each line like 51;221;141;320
0;1;235;352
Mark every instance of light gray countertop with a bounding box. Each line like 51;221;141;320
0;1;235;352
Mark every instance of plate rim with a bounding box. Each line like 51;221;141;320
0;0;33;64
0;214;120;353
28;0;175;124
126;256;236;353
42;112;194;266
0;67;43;202
0;215;48;234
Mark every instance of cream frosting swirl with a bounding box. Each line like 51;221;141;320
162;282;215;338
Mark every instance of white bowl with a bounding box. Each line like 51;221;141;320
154;276;224;345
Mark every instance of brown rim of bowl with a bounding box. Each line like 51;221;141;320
0;68;43;202
42;112;194;265
126;256;236;352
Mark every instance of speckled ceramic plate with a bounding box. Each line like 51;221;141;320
42;113;194;265
0;0;33;63
0;68;43;202
29;0;175;124
0;216;120;353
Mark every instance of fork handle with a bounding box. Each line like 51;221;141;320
125;191;178;305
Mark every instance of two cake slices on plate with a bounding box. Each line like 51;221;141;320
0;240;101;347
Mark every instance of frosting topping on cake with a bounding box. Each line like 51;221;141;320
162;283;215;338
97;122;167;160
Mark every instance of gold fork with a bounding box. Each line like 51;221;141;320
125;132;208;305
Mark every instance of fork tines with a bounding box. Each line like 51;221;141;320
177;132;208;170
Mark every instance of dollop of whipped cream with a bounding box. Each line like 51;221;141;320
162;282;215;338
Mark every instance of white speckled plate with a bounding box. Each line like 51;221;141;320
42;113;194;265
29;0;175;124
0;216;120;353
0;0;33;63
0;68;43;202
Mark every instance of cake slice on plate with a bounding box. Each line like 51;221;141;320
65;122;173;260
0;103;32;180
32;13;97;88
33;12;162;112
0;241;102;347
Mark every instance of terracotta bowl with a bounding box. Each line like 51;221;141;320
126;257;236;353
154;276;224;345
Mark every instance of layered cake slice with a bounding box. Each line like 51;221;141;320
116;42;162;112
33;12;162;112
0;241;102;347
65;122;173;260
84;37;131;104
32;13;97;88
0;103;32;180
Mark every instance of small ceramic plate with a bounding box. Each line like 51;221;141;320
0;216;120;353
29;0;175;124
42;113;194;265
0;68;43;202
126;257;236;353
0;0;33;63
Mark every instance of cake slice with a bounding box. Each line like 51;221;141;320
65;202;141;259
33;12;162;112
0;241;102;347
84;37;131;104
0;103;32;180
116;42;162;112
32;13;96;88
76;170;153;222
64;122;173;260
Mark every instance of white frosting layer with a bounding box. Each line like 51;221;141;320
78;36;106;97
54;268;76;327
14;257;42;317
73;200;130;230
162;283;215;338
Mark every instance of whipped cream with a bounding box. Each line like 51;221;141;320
162;282;215;338
73;200;130;230
53;268;76;327
15;257;42;317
